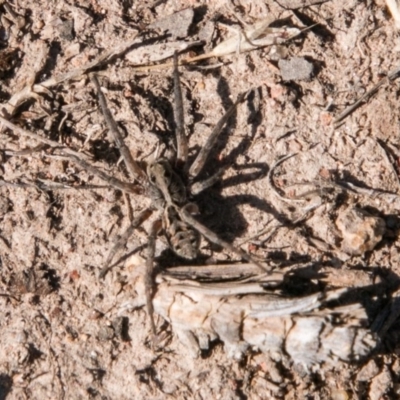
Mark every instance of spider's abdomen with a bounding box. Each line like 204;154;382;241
164;206;200;259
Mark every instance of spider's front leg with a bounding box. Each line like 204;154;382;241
171;54;247;190
90;74;146;184
188;91;247;181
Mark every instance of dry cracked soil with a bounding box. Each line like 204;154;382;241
1;0;400;399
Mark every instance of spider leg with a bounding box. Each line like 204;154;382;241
0;117;142;194
190;167;226;195
99;208;153;279
145;218;162;338
49;152;142;194
188;91;247;179
178;205;272;274
173;52;188;167
90;73;146;183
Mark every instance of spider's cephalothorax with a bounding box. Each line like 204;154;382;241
146;158;186;208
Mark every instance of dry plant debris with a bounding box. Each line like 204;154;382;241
122;255;377;364
386;0;400;29
1;0;400;398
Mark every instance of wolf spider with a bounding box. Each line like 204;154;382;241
1;54;268;336
89;54;270;336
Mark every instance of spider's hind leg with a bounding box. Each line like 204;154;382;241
99;208;152;278
188;91;248;181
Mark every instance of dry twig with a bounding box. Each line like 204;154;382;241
1;32;141;117
334;64;400;125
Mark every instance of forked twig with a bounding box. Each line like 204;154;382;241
48;153;141;194
0;116;141;194
0;115;72;149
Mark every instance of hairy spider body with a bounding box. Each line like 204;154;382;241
164;205;201;260
146;159;187;208
146;158;200;259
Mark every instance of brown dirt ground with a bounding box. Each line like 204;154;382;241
1;0;400;398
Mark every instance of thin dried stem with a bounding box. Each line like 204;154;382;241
2;32;141;117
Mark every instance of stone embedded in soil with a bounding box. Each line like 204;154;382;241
357;359;380;382
335;207;386;256
278;57;314;81
149;8;194;39
369;366;392;400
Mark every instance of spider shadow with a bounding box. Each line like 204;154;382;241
184;78;275;255
0;373;11;400
187;76;262;176
194;190;287;245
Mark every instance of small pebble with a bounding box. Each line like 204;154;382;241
149;8;194;39
336;207;386;255
278;57;314;81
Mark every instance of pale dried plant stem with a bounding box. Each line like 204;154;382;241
386;0;400;29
